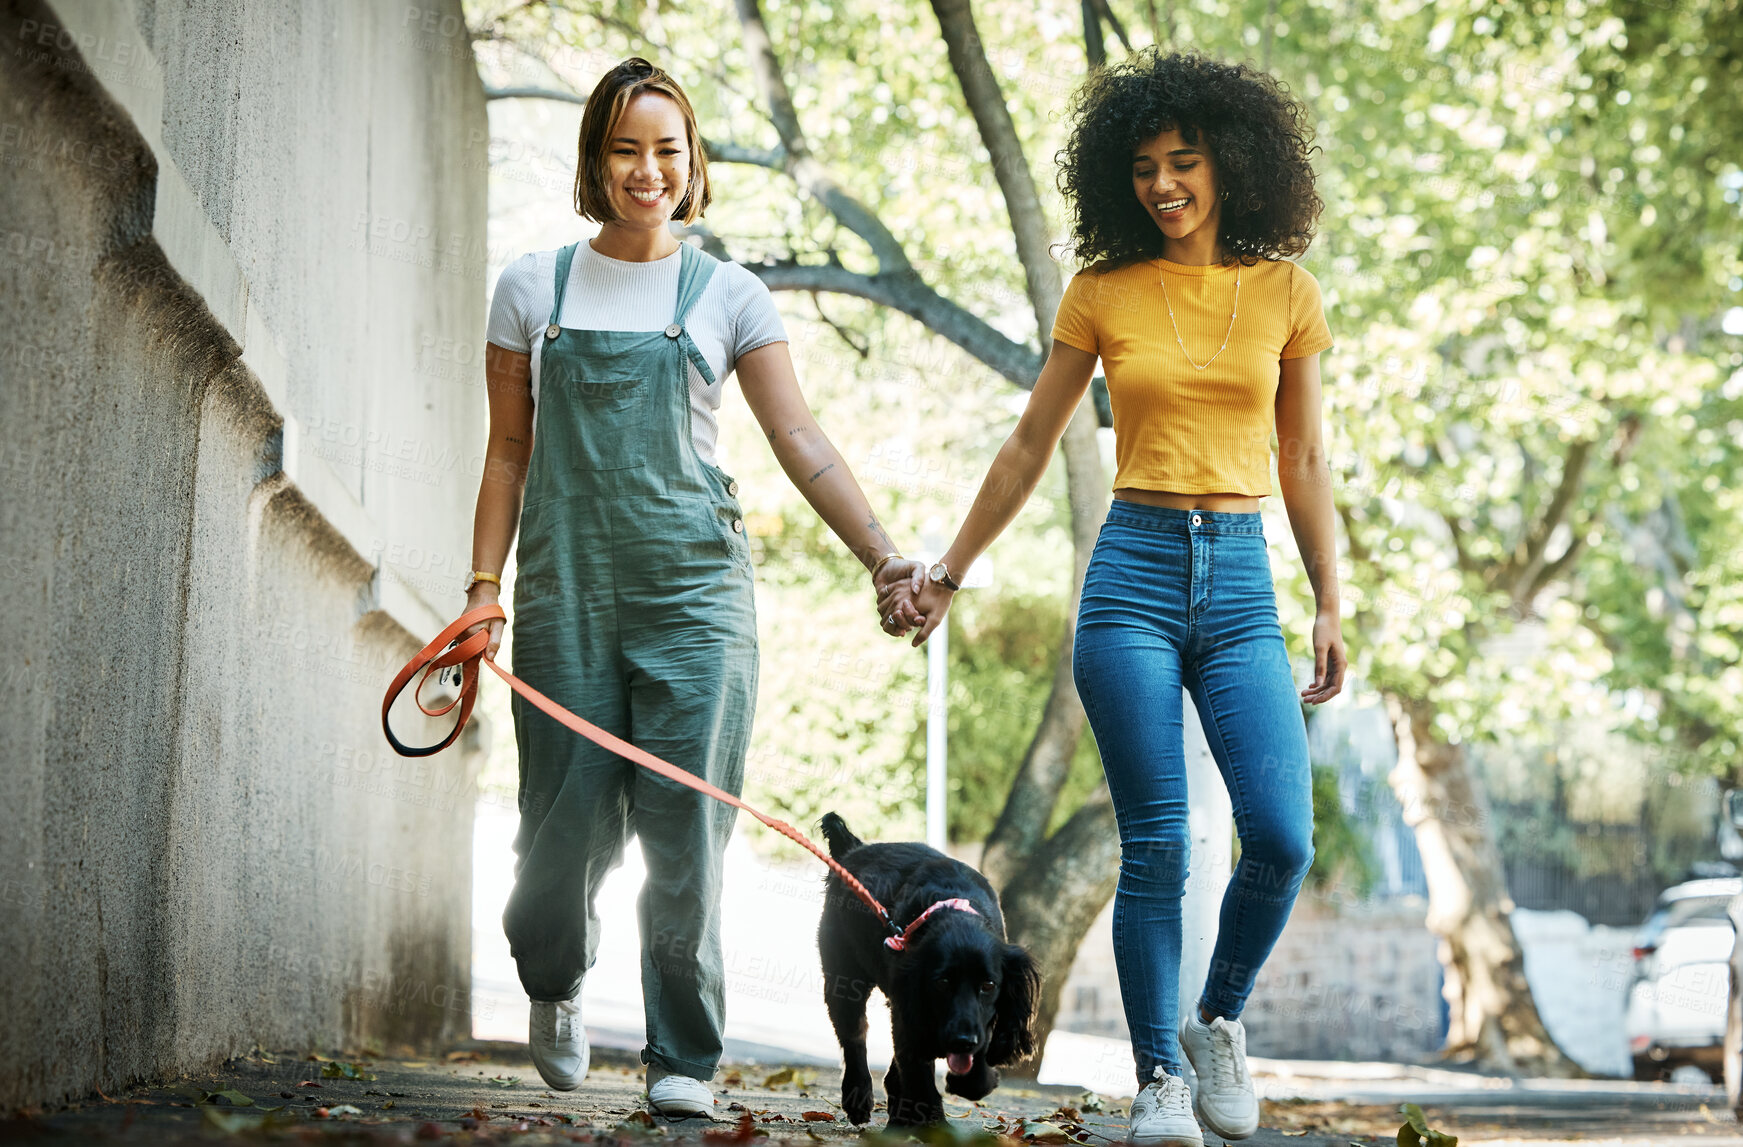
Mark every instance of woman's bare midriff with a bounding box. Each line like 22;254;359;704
1114;488;1262;513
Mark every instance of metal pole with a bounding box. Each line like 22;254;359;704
926;614;949;850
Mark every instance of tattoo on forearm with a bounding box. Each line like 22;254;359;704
809;463;836;483
868;516;896;554
506;436;525;445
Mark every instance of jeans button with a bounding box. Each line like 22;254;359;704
1191;513;1203;526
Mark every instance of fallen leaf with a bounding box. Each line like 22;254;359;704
1018;1121;1071;1143
327;1104;362;1117
321;1060;377;1082
763;1068;796;1087
802;1111;836;1122
1075;1092;1106;1114
296;1081;323;1089
722;1071;745;1087
384;1100;396;1110
705;1112;763;1143
1396;1103;1456;1147
207;1089;254;1107
488;1074;519;1088
201;1107;254;1134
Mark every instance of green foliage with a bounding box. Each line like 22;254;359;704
1307;765;1379;897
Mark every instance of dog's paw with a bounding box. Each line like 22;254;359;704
944;1064;999;1102
884;1097;942;1127
842;1086;874;1125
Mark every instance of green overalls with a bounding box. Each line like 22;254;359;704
504;240;758;1081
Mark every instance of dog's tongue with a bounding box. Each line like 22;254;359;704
946;1053;974;1075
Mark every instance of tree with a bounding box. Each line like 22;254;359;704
1279;0;1741;1073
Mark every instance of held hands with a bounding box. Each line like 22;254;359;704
873;558;927;638
874;560;956;647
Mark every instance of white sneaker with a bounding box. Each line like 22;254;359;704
646;1063;715;1117
1179;1011;1258;1139
528;997;589;1091
1128;1069;1202;1146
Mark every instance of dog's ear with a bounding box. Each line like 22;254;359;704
987;944;1041;1067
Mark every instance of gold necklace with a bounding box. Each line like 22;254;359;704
1158;262;1240;371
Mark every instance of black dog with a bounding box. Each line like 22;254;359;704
816;812;1040;1126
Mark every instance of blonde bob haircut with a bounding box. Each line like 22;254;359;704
574;57;710;225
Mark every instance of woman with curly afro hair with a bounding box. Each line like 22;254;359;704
887;50;1345;1146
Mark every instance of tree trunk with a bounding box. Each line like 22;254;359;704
978;407;1101;892
1385;692;1583;1077
997;786;1123;1071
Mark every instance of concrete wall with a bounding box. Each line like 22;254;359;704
0;0;489;1110
1053;894;1447;1063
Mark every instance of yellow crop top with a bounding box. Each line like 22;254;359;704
1051;257;1333;496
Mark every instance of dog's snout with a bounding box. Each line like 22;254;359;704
945;1033;980;1053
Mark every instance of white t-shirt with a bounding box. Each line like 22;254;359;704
486;240;789;468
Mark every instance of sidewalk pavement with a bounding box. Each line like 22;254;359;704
8;1039;1740;1146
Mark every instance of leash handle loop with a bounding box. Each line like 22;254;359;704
381;604;897;930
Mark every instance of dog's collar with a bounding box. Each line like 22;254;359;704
884;898;981;951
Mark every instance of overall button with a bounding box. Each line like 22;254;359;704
545;324;561;340
664;323;683;339
1191;513;1203;527
731;518;744;533
727;480;740;496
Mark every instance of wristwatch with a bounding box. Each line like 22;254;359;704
464;570;502;594
928;560;962;592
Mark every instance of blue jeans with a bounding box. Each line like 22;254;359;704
1072;502;1314;1083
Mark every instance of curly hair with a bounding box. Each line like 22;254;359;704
1057;51;1321;268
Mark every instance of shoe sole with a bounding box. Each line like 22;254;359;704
648;1100;714;1117
1129;1134;1202;1147
1190;1091;1256;1140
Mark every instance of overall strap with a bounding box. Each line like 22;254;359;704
667;242;720;386
546;243;580;335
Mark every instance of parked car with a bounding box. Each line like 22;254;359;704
1625;876;1739;1081
1723;793;1743;1112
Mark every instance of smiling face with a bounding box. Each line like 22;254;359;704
1132;126;1223;259
600;91;691;231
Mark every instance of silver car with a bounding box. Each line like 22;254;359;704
1626;877;1738;1082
